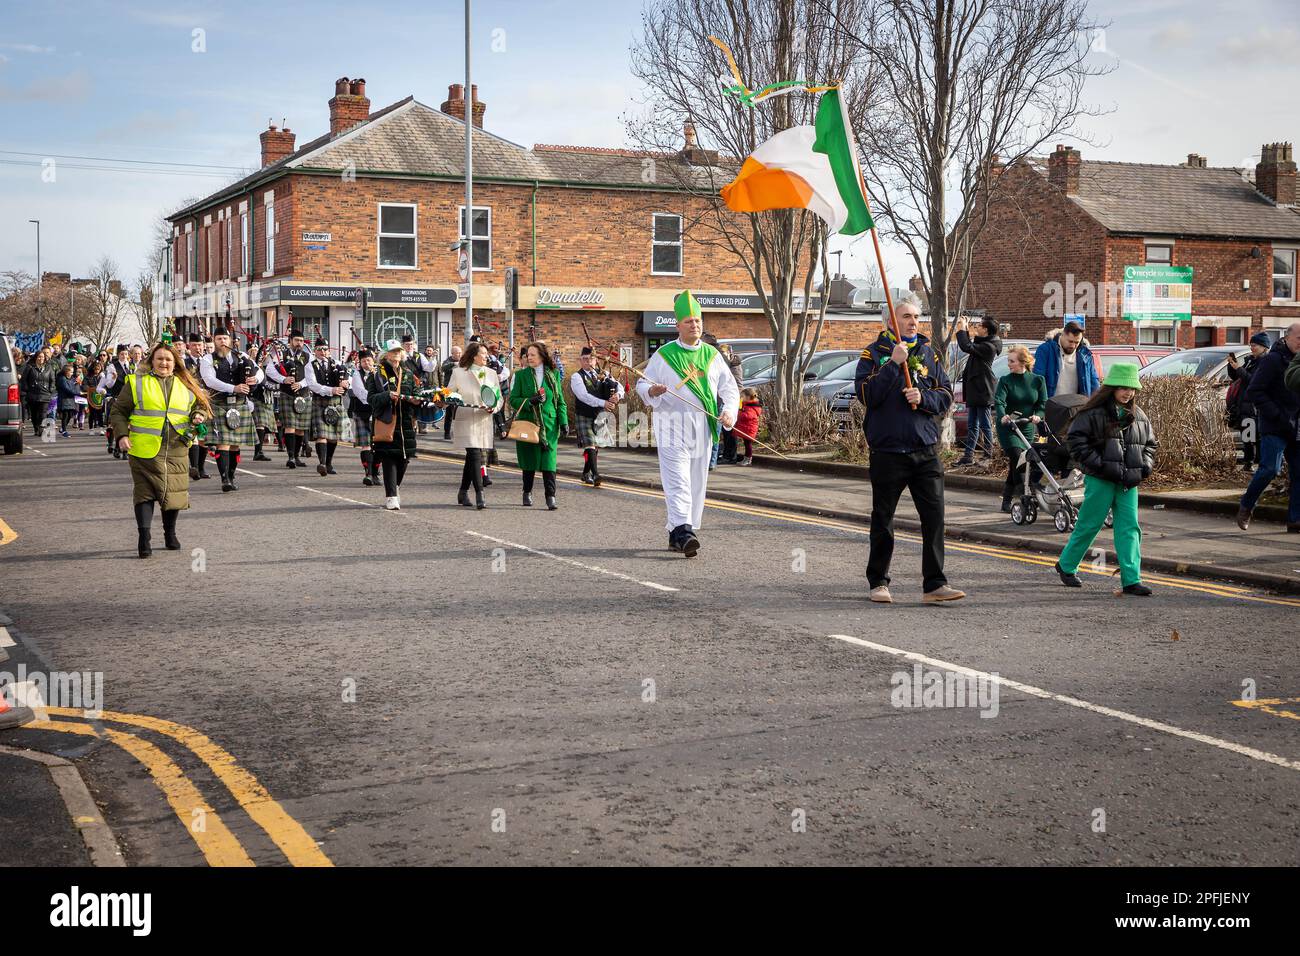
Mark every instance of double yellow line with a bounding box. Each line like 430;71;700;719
29;708;331;867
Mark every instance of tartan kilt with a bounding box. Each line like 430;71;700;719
281;391;314;430
209;399;257;447
311;396;345;441
574;414;598;448
252;399;277;431
350;413;372;446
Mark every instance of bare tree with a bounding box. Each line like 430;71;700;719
824;0;1110;364
134;271;163;345
0;271;39;333
628;0;880;422
80;257;127;353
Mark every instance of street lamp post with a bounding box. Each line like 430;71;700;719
463;0;473;344
28;219;41;330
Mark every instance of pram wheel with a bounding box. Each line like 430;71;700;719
1011;496;1037;525
1104;510;1114;529
1010;499;1026;525
1053;509;1072;533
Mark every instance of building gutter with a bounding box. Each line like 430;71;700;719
531;180;539;286
290;166;720;197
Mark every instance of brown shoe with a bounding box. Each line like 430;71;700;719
869;585;893;604
923;585;966;603
1236;507;1252;531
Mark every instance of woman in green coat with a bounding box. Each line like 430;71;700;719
110;343;212;557
508;341;568;510
994;344;1049;513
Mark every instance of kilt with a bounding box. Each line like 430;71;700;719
574;414;598;448
281;391;314;430
252;399;277;431
209;398;257;447
311;396;345;441
351;413;372;446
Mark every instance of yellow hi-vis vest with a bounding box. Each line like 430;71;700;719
127;372;195;459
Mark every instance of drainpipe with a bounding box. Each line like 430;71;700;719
531;180;539;286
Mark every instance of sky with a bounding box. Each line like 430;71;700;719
2;0;1297;292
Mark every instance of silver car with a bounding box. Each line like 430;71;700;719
0;333;22;455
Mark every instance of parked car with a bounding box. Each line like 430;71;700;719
743;349;858;389
0;332;22;455
803;356;861;404
739;351;778;379
1137;345;1252;384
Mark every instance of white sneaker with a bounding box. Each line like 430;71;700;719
384;496;400;510
393;493;400;510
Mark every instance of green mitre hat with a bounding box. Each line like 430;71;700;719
674;290;702;321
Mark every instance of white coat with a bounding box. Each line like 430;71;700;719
448;364;503;450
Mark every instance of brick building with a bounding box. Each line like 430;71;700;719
161;77;881;361
965;143;1300;346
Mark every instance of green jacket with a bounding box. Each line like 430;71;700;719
994;371;1048;452
1286;351;1300;395
509;365;568;472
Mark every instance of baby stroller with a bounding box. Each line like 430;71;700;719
1006;393;1113;533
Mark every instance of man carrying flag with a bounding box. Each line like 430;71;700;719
636;291;740;557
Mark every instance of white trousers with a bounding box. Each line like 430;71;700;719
654;409;714;532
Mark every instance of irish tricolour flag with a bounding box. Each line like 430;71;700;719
721;89;873;236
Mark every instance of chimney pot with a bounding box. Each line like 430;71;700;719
335;76;351;96
1047;143;1081;194
684;122;697;147
351;78;366;97
1255;140;1297;205
329;74;371;136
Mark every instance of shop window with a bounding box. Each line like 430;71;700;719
458;206;491;270
1194;326;1214;348
1138;326;1174;345
1224;327;1245;344
379;203;418;269
652;214;682;275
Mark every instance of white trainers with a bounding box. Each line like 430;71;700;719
869;585;893;604
384;496;400;511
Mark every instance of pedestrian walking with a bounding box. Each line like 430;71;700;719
56;364;80;437
994;345;1048;512
349;349;381;486
200;330;263;492
853;294;964;604
570;346;624;486
1053;364;1157;595
368;342;426;511
247;344;275;462
953;315;1003;465
509;341;568;510
21;348;56;438
110;343;212;558
1236;322;1300;533
265;331;313;469
84;361;105;434
1033;321;1098;399
1225;332;1270;472
732;387;762;465
304;337;348;477
447;342;503;509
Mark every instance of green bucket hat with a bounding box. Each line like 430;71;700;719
1102;362;1141;390
674;290;702;321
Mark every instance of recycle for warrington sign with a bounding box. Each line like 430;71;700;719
1122;265;1193;322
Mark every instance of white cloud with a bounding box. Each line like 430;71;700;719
0;71;91;103
1150;21;1193;49
0;43;56;54
1220;27;1300;62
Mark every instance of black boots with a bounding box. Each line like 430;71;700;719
325;441;338;475
1123;583;1153;596
669;524;700;557
162;509;180;550
522;492;533;507
218;450;237;492
134;501;154;558
1054;562;1082;588
461;450;485;508
316;442;328;476
582;449;602;486
543;471;557;511
362;450;374;486
188;444;202;480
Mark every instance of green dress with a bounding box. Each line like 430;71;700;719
994;371;1048;452
509;365;567;472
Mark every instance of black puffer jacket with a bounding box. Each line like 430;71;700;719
1067;401;1157;489
955;330;1002;407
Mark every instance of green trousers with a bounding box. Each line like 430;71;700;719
1058;475;1143;586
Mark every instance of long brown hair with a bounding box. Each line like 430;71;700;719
525;341;556;372
146;343;212;419
1080;384;1136;415
460;342;483;368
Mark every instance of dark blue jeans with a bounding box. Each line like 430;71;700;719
964;405;993;457
1240;434;1300;522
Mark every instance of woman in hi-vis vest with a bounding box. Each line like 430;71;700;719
109;343;212;558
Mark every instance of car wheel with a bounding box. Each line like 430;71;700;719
1;432;21;455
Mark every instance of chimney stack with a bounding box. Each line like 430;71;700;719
678;120;718;166
1256;142;1297;206
1185;153;1207;168
260;120;296;168
328;75;371;136
441;83;486;128
1047;144;1081;194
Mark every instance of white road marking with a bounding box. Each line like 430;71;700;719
0;626;13;647
297;486;373;507
828;633;1300;774
465;529;679;593
297;482;679;593
26;449;48;457
235;468;267;478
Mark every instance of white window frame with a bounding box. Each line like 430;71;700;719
1271;247;1297;303
458;205;492;272
1138;324;1175;346
378;202;419;270
1143;240;1173;266
186;226;196;290
264;200;275;276
240;213;249;279
651;213;683;276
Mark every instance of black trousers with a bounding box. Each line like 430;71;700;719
443;404;457;439
28;400;48;435
867;446;947;592
521;470;556;496
721;430;738;461
381;457;408;496
460;448;484;493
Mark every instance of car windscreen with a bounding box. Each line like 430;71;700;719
740;353;776;377
0;338;11;375
1140;351;1231;378
823;358;860;380
806;352;856;377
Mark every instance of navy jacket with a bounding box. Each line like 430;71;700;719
854;330;953;454
1246;338;1300;441
1034;331;1099;397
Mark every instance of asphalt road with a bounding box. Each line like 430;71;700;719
2;435;1298;866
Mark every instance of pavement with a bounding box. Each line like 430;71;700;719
2;433;1299;866
415;435;1300;594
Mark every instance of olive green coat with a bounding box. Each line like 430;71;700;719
108;374;195;510
509;365;567;472
994;370;1049;452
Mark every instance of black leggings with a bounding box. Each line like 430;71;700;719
521;469;556;497
460;449;485;494
381;457;408;496
1003;454;1042;501
28;401;48;435
59;409;74;431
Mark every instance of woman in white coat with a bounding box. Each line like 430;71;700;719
448;342;503;509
